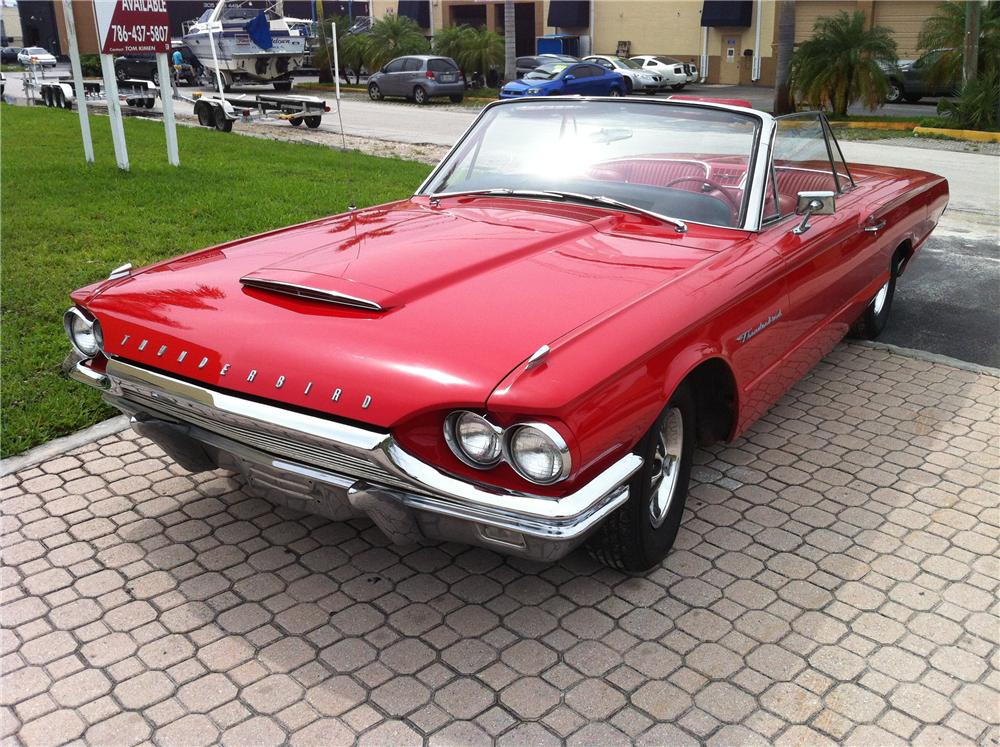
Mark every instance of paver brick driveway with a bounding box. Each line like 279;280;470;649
2;342;998;746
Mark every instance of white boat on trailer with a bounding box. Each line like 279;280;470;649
183;0;307;91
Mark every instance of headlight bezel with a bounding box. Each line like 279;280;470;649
63;307;103;358
505;422;572;485
443;412;572;485
443;410;504;469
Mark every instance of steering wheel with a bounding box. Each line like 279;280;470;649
662;176;740;216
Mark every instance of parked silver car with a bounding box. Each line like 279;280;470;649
368;55;465;105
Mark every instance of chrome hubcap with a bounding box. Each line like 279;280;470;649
873;281;890;315
649;407;683;529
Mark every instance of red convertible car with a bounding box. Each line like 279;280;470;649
64;98;948;571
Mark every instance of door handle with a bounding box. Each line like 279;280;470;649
864;219;887;233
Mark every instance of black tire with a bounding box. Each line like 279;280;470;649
849;252;901;340
608;87;623;97
368;83;383;101
289;116;302;126
885;79;904;104
903;93;922;104
152;71;160;86
116;66;127;82
195;101;213;127
62;91;72;109
671;83;686;91
588;384;696;572
274;80;292;92
624;77;633;94
413;85;428;105
304;115;321;128
449;94;464;103
213;108;233;132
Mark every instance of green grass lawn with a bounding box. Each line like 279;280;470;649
1;105;431;457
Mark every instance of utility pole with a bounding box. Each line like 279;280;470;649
963;0;980;85
503;0;515;84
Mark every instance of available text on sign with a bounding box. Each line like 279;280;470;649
94;0;171;55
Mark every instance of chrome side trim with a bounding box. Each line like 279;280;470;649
239;276;383;311
100;358;642;526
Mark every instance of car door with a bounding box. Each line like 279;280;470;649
561;64;591;95
757;113;877;379
380;57;406;95
400;57;423;96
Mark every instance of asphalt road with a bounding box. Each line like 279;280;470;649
5;68;998;368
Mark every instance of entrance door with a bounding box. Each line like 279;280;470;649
719;33;741;84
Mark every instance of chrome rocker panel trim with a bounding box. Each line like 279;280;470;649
75;360;641;560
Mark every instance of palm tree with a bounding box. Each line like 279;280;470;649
365;14;430;72
339;33;369;85
919;1;1000;128
503;0;516;83
432;24;468;62
790;10;898;115
773;0;796;114
454;26;503;86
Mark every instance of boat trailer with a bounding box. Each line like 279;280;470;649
186;91;331;133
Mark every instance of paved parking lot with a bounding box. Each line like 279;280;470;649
2;342;998;746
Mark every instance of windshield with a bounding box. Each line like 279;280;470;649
421;100;761;228
656;56;681;65
524;63;568;80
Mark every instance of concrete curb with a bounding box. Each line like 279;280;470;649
1;416;131;478
855;340;1000;377
913;125;1000;143
830;120;919;131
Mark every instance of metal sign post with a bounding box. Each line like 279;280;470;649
62;0;94;162
93;0;171;170
155;53;179;166
99;53;130;170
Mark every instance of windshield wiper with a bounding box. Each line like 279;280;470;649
539;191;688;233
426;189;688;233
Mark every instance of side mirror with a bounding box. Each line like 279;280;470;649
792;190;835;235
563;74;576;81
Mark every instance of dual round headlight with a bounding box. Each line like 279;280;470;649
444;411;571;485
63;307;103;358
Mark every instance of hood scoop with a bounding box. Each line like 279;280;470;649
240;269;394;312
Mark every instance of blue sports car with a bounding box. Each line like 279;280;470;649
500;62;626;99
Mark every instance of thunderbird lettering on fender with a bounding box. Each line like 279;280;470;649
737;310;782;344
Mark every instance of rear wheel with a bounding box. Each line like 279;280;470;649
850;251;902;340
903;93;922;104
213;108;233;132
413;85;428;105
152;71;160;86
304;115;321;128
116;66;127;82
588;384;696;571
671;83;685;91
449;94;464;103
608;87;623;97
368;82;383;100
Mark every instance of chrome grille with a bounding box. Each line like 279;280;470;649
119;387;414;492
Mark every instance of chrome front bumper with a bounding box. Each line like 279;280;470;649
72;359;641;561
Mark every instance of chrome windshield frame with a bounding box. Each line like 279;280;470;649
415;96;776;232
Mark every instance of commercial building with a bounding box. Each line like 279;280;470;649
370;0;944;86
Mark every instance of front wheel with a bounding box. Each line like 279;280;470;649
885;79;904;104
588;384;696;571
116;66;127;82
368;82;383;101
624;78;634;94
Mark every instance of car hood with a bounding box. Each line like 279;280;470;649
504;77;557;92
82;198;732;427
